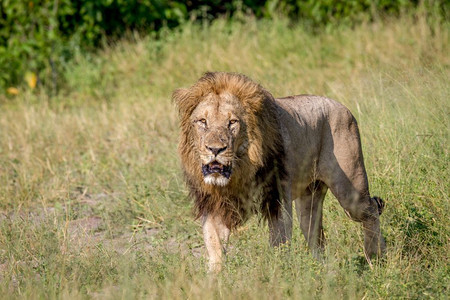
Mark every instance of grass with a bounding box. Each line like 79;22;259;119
0;13;449;299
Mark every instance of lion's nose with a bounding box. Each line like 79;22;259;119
207;146;227;156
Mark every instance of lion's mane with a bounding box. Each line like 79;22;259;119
173;72;286;228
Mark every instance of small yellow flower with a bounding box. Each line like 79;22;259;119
25;72;37;89
6;87;19;95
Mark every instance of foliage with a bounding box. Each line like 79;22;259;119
0;0;63;93
0;0;449;93
0;0;187;93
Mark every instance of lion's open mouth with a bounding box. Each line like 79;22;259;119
202;161;232;179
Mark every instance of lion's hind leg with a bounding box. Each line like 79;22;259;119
319;112;386;260
295;181;328;258
320;161;386;260
361;196;386;260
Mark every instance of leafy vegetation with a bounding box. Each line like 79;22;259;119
0;11;449;299
1;0;448;92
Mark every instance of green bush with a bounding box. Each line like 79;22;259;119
0;0;65;93
0;0;448;93
0;0;189;93
286;0;416;25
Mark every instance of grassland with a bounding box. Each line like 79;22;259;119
0;14;449;299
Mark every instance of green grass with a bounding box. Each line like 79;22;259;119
0;14;449;299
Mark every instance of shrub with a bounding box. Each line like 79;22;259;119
0;0;447;94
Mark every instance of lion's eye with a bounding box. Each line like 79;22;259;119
229;119;238;125
198;119;207;126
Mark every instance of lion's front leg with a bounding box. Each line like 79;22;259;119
202;214;230;273
268;189;293;247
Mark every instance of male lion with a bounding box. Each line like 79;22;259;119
173;72;386;272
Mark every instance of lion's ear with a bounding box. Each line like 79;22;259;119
172;88;192;116
172;88;190;106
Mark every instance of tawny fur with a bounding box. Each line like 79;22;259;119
173;72;386;271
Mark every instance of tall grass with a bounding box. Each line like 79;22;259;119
0;14;448;299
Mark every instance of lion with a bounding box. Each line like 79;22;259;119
173;72;386;272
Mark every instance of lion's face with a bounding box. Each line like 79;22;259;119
190;92;246;186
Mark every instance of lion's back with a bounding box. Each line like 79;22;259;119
274;94;359;186
276;94;352;119
275;94;356;136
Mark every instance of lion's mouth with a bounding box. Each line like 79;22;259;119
202;161;232;179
